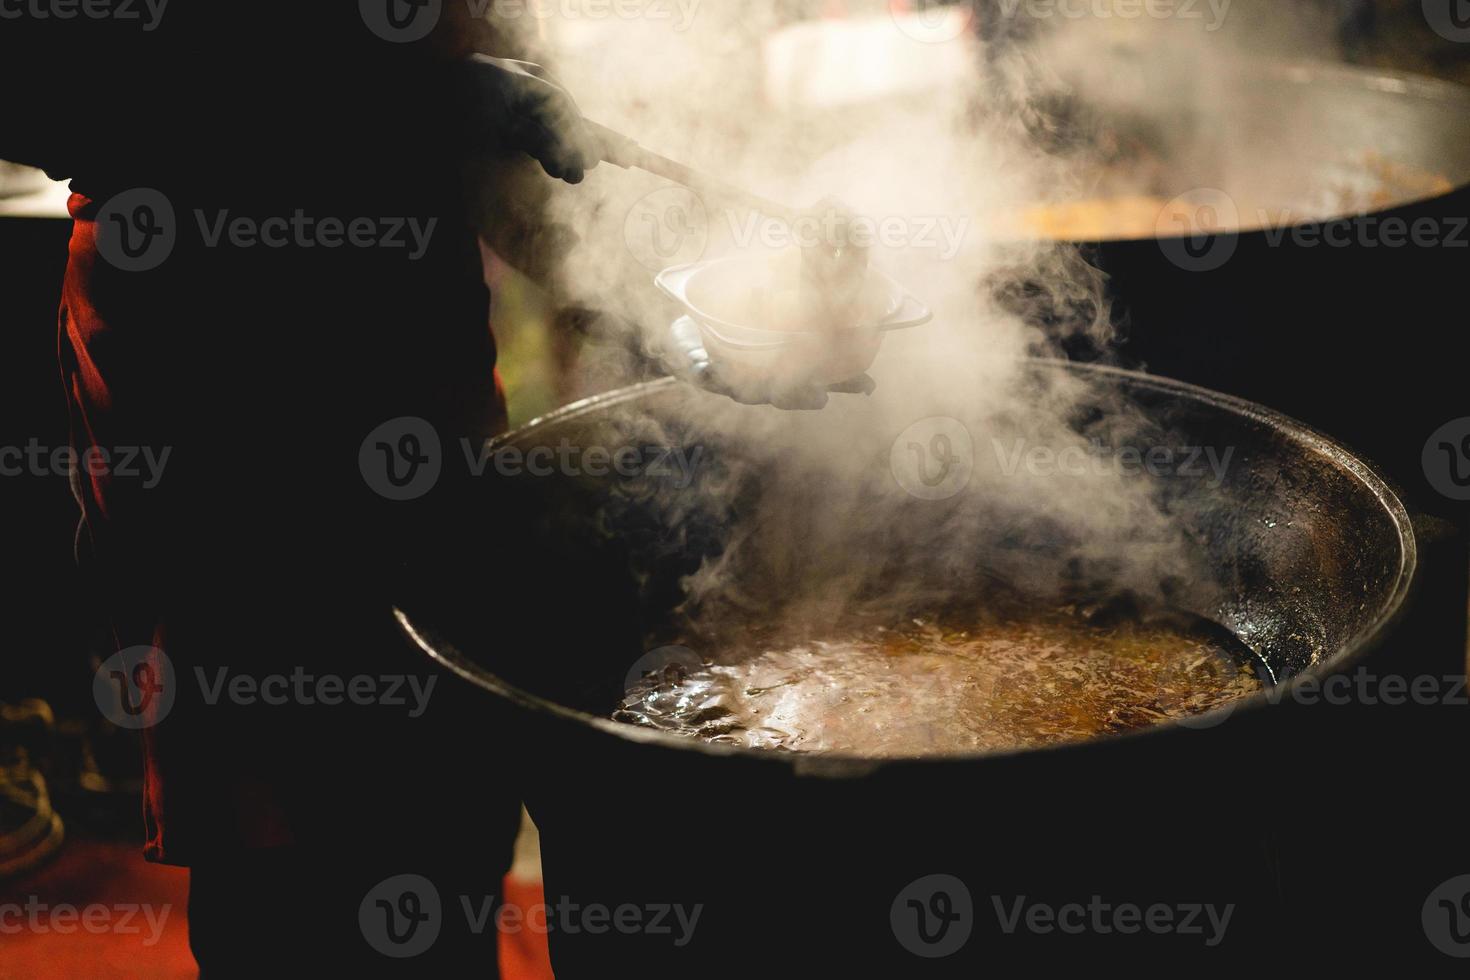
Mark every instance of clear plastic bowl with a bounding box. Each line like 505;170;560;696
656;255;931;387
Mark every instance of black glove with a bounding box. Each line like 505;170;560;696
461;55;602;184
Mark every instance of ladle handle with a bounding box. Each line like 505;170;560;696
587;120;801;225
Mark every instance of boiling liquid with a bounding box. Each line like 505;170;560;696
614;609;1265;756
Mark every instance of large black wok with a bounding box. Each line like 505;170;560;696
398;361;1419;972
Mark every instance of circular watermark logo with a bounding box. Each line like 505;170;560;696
1423;418;1470;502
1424;0;1470;42
890;0;975;43
623;645;704;697
624;187;709;272
1423;875;1470;957
891;873;973;958
360;417;442;501
891;417;974;501
360;874;442;958
1156;188;1239;272
95;189;176;272
94;646;175;730
359;0;441;43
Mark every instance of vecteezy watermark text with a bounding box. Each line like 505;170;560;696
0;440;170;488
359;874;702;958
0;898;172;946
95;189;440;271
478;0;700;30
360;0;700;44
727;210;971;261
995;0;1231;29
891;875;1233;957
360;417;707;501
1258;212;1470;250
992;895;1234;947
463;440;704;486
891;0;1230;44
1164;667;1470;731
193;211;437;260
0;0;168;29
463;894;702;945
94;646;438;729
992;437;1236;487
1154;188;1469;272
890;418;1238;502
195;667;436;718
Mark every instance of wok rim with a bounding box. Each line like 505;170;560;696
1046;59;1470;244
396;359;1419;775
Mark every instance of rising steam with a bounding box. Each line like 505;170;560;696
478;5;1339;632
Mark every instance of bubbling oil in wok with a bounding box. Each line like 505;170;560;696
614;605;1266;756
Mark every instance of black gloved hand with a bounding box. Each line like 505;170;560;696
461;55;602;184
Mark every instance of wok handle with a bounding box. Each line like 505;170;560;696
586;120;801;225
